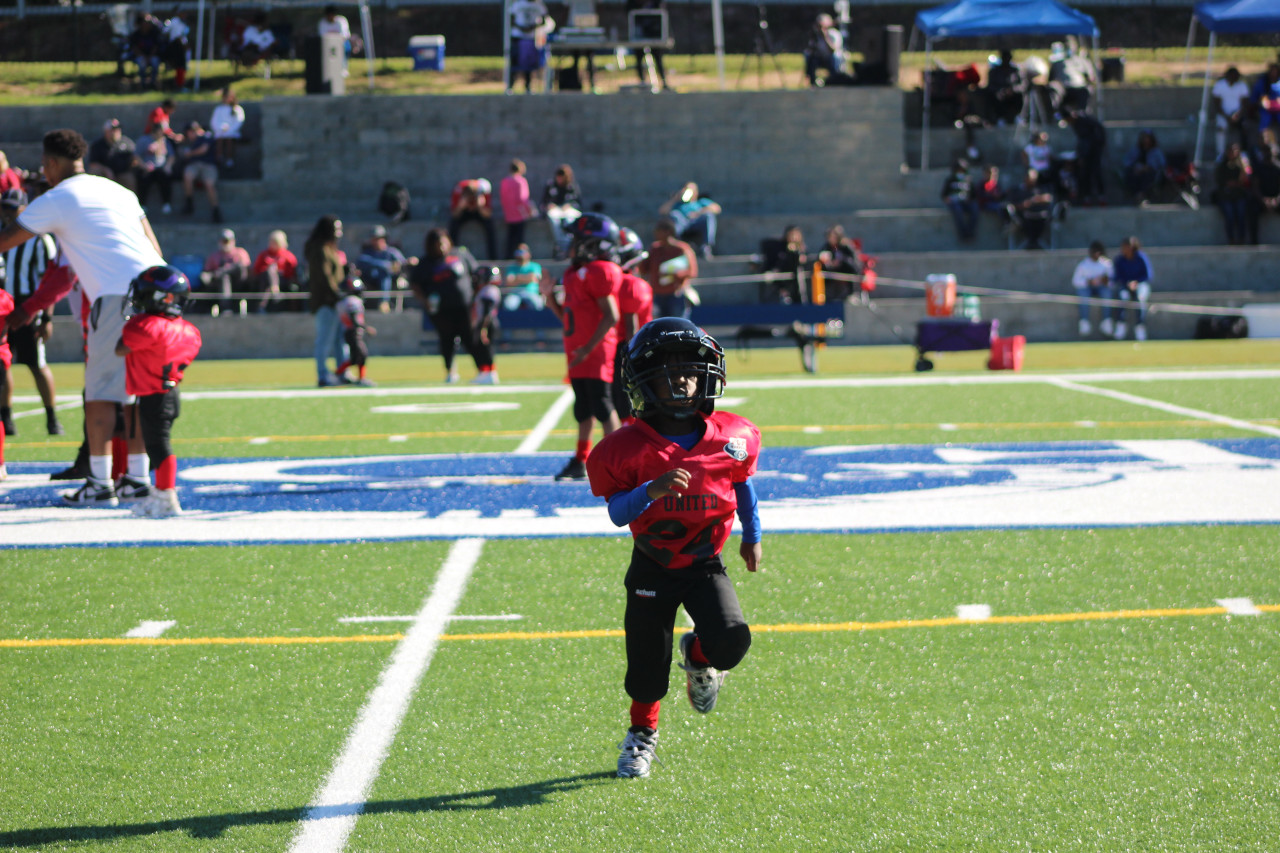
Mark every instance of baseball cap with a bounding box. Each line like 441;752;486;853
220;228;235;242
370;224;387;239
103;118;121;131
1;189;28;209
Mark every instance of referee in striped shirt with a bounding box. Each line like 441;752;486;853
1;189;63;437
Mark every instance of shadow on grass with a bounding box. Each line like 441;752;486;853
0;770;615;847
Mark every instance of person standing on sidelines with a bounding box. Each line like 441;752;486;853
0;189;63;437
543;213;623;480
586;317;763;778
611;226;652;423
0;129;165;507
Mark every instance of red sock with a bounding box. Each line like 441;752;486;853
111;437;128;479
358;365;367;379
575;439;590;462
629;700;660;730
688;634;711;667
174;69;186;88
0;428;6;467
155;455;177;490
336;360;351;374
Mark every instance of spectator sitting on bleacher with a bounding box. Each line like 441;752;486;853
1123;130;1166;206
804;14;844;88
135;125;176;215
766;224;808;304
251;230;299;313
974;164;1008;214
1021;131;1054;184
356;224;410;313
502;243;544;311
541;164;582;260
638;218;698;320
87;118;139;193
940;158;978;243
1108;236;1152;341
0;151;24;194
659;182;720;258
816;225;862;277
210;87;245;169
129;14;164;90
449;178;498;261
239;12;278;70
1070;240;1112;337
178;121;222;224
201;228;251;315
1005;169;1055;250
145;98;182;141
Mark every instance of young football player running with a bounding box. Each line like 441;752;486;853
114;265;202;517
611;226;653;424
0;286;12;480
544;213;623;480
335;271;377;387
587;317;763;779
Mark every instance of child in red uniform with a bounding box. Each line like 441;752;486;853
544;213;623;480
587;317;763;779
0;288;12;480
334;272;377;387
114;265;202;518
611;227;653;424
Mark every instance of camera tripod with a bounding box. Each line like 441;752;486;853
736;3;787;90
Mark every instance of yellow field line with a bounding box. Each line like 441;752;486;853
8;418;1277;450
3;604;1274;650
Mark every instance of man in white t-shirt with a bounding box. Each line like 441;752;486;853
1070;240;1113;337
0;129;165;508
318;4;353;76
1212;66;1252;159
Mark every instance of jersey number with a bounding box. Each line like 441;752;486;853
636;520;718;566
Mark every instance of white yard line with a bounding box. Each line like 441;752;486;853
124;620;176;638
9;400;80;420
338;614;522;624
287;537;484;853
516;388;574;454
1046;378;1280;439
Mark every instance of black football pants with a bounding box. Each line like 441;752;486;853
623;548;752;704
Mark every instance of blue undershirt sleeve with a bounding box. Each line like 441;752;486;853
607;481;655;527
734;479;761;544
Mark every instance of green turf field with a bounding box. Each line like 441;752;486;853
2;340;1278;852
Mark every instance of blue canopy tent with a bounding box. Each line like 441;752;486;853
1190;0;1280;165
914;0;1100;169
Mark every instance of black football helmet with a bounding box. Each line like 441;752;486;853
568;213;622;265
128;264;191;317
617;227;648;271
623;317;726;420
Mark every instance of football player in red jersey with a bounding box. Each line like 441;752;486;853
610;227;653;424
114;265;202;517
545;213;624;480
587;317;763;778
0;287;12;479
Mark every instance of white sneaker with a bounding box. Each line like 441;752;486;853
134;488;182;518
115;474;151;501
445;369;460;384
1134;324;1148;342
617;727;658;778
1114;322;1127;340
1099;317;1114;337
470;371;498;385
678;631;725;713
0;463;6;481
1078;319;1091;336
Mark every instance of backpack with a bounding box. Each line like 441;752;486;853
378;181;410;223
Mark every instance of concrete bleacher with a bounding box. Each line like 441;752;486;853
3;82;1278;360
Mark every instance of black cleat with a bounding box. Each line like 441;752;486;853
554;458;587;481
50;463;90;481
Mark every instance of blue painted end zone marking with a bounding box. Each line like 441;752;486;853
2;439;1279;547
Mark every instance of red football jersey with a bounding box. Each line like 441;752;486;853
615;271;654;338
587;411;761;570
0;289;12;369
560;259;621;381
122;313;203;396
